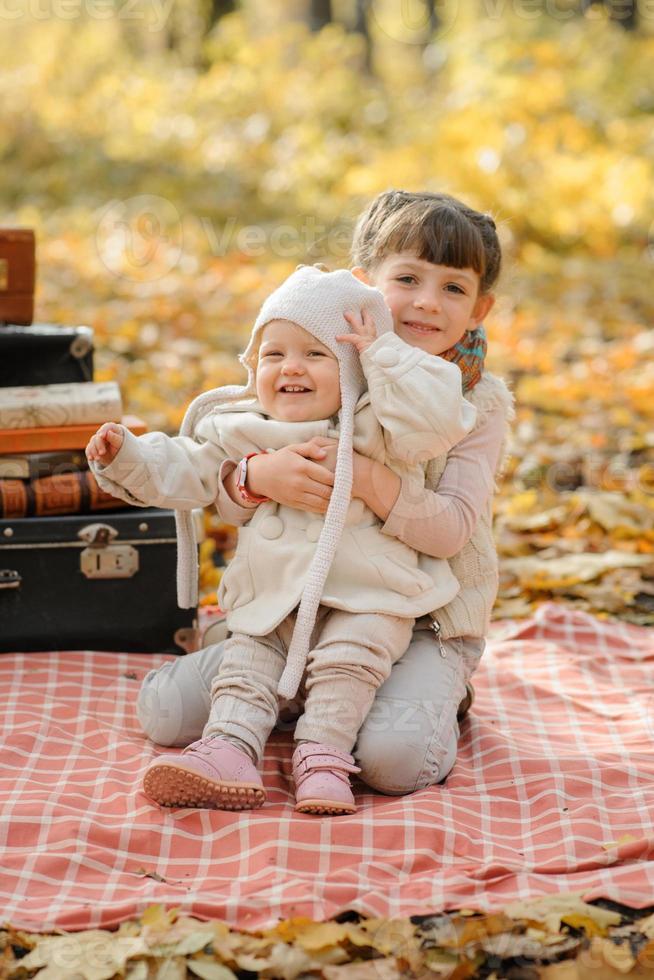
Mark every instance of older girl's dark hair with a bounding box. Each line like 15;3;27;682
351;190;501;294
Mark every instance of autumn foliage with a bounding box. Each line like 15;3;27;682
2;2;654;622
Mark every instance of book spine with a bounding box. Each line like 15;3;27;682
0;471;127;519
0;382;122;429
0;415;147;454
0;449;91;480
28;450;89;480
0;427;96;454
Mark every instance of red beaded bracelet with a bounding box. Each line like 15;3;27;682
236;451;271;504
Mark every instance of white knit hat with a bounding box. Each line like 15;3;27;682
174;264;393;699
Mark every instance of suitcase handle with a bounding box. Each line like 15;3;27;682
70;334;93;359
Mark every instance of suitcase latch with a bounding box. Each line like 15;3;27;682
78;522;139;579
0;569;21;590
70;334;93;359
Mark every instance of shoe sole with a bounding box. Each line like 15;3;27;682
295;799;356;815
143;763;266;810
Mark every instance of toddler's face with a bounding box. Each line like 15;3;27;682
355;251;494;357
255;320;341;422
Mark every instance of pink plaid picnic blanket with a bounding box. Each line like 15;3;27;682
2;600;654;933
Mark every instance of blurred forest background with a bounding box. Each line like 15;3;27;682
2;0;654;622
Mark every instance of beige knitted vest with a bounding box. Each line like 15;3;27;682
428;370;516;640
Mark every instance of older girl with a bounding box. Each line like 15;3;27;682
136;189;514;796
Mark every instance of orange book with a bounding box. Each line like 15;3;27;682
0;414;147;454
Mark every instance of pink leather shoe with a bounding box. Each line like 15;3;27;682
143;736;266;810
292;742;361;816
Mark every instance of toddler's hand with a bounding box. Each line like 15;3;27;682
86;422;125;464
336;308;377;354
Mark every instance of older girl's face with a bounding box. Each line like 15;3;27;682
353;252;494;357
255;320;341;422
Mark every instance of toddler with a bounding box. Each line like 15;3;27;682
87;265;477;814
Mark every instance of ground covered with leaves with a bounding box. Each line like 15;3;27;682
3;895;654;979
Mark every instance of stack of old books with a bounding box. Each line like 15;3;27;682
0;227;197;655
0;381;147;519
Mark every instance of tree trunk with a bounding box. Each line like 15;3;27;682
426;0;439;33
354;0;372;72
309;0;333;31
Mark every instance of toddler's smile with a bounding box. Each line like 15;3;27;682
256;319;341;422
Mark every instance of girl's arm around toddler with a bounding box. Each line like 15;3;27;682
222;410;505;560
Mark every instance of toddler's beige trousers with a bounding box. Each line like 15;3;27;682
202;605;413;764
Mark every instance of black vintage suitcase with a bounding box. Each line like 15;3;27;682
0;507;197;653
0;324;94;387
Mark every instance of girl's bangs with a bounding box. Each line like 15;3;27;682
383;205;486;276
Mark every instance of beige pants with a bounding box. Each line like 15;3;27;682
137;621;485;792
203;606;414;763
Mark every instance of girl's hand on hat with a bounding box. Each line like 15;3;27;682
337;309;377;354
85;422;125;465
246;437;337;515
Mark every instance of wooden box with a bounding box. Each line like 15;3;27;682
0;229;36;326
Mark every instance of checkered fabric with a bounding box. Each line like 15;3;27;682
1;601;653;932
